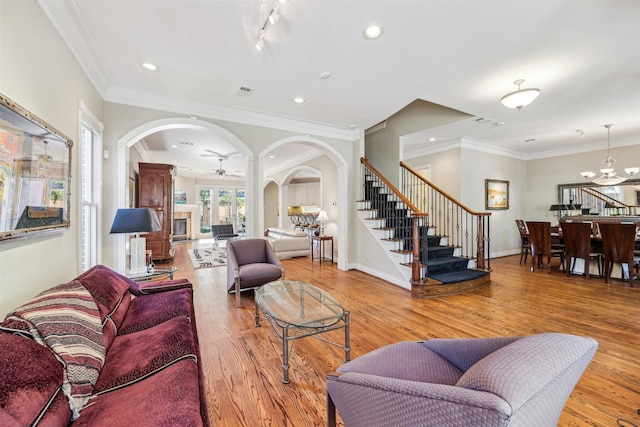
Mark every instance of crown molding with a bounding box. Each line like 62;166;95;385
404;134;640;162
37;0;112;96
104;87;360;142
264;151;324;177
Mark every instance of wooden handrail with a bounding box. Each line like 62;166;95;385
400;161;491;217
361;157;422;214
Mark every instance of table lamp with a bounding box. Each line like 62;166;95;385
110;208;161;274
317;209;329;236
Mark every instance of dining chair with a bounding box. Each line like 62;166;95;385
526;221;564;273
515;219;531;264
559;221;602;279
598;222;639;287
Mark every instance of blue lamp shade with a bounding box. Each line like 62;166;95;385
110;208;161;234
110;208;161;275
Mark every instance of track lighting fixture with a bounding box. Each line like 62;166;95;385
255;1;289;51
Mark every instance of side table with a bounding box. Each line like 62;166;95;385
311;235;333;263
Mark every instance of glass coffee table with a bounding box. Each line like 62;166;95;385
255;280;350;383
127;266;178;283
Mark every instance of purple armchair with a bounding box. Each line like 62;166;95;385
226;239;283;307
327;333;597;427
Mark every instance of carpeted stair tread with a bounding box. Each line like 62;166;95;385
426;256;469;274
429;269;489;284
427;245;454;259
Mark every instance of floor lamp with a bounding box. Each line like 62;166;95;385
110;208;161;275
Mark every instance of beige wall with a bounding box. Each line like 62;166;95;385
0;0;103;315
263;181;279;229
460;147;527;256
365;99;470;187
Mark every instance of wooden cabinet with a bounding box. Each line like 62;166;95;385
138;163;174;261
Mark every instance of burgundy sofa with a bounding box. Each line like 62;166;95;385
0;265;209;426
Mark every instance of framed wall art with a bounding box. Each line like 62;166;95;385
485;179;509;210
174;189;187;204
0;93;73;241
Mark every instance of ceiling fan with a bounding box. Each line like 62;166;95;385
212;158;243;178
201;149;240;159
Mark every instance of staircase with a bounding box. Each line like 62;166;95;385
359;158;491;297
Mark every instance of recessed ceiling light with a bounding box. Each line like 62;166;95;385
141;62;158;71
293;97;305;104
363;24;383;40
268;152;275;159
429;137;436;142
170;145;178;148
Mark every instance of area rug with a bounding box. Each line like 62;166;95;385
187;247;227;269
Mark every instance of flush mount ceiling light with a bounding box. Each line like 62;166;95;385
500;79;540;110
292;97;305;104
255;1;289;51
580;124;639;185
363;24;383;40
141;62;158;71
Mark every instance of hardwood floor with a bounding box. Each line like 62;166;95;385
168;239;640;426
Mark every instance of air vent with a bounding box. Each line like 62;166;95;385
522;138;537;143
179;141;195;146
474;117;492;124
236;86;254;97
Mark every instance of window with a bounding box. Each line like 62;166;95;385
198;186;245;238
79;103;103;272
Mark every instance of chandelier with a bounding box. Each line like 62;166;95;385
580;124;639;185
500;79;540;110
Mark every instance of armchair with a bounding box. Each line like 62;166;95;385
226;239;284;307
327;333;597;427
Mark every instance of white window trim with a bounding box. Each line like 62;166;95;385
78;100;104;272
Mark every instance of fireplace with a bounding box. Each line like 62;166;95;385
174;218;187;240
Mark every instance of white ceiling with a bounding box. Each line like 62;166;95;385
39;0;640;176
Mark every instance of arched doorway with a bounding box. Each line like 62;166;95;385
114;117;252;272
258;136;349;270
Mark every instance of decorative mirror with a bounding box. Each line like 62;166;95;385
557;180;640;217
0;93;73;241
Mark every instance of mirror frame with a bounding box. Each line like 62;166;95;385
557;179;640;216
0;93;73;242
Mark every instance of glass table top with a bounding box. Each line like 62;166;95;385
255;280;345;328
